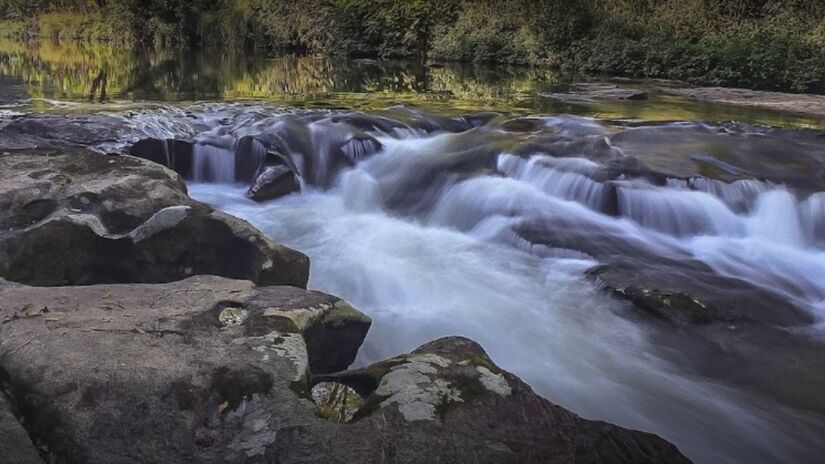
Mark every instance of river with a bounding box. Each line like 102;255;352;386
2;39;825;463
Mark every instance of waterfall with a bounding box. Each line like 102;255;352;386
616;184;745;237
497;154;610;212
801;192;825;246
191;143;236;183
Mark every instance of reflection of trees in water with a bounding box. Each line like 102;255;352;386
0;39;565;109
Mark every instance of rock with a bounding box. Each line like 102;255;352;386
658;85;825;118
247;162;298;202
0;147;190;233
128;138;194;178
0;276;369;464
0;148;309;288
249;118;384;187
0;114;131;152
609;122;825;191
0;280;688;463
586;259;813;328
243;286;372;374
0;392;43;464
543;83;648;103
314;337;690;463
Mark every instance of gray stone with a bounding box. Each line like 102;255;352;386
0;148;309;288
0;278;688;464
543;83;648;102
247;164;298;202
0;392;43;464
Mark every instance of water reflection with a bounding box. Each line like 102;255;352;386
0;38;555;106
0;38;823;128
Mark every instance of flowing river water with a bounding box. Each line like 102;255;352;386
2;40;825;463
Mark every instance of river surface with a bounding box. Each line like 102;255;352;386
2;40;825;463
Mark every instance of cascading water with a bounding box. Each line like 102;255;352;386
117;104;825;463
191;143;236;183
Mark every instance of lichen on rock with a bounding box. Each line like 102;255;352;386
476;366;512;396
375;361;462;422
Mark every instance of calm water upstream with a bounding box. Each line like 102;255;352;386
2;40;825;463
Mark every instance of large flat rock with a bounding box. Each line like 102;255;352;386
0;277;688;464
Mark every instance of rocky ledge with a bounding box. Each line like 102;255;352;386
658;85;825;118
0;147;689;463
0;148;308;287
0;277;687;464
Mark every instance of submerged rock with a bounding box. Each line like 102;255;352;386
542;83;648;102
0;279;688;463
0;148;309;288
585;259;812;328
659;85;825;117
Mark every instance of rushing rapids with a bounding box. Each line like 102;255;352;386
13;104;824;463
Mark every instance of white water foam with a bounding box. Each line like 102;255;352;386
188;129;825;463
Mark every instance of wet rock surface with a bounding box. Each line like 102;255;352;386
0;114;132;151
543;83;648;102
0;278;688;463
659;85;825;118
247;160;298;202
0;148;309;287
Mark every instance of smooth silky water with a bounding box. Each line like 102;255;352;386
3;39;825;463
184;121;825;464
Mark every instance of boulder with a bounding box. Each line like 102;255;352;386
311;337;690;464
0;149;309;288
0;392;43;464
0;277;688;464
247;162;298;202
0;276;366;463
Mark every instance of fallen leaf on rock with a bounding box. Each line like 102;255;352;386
218;401;229;414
